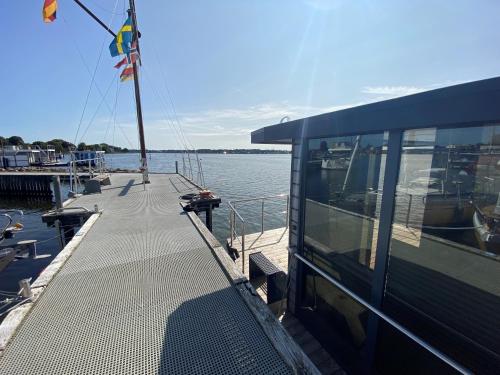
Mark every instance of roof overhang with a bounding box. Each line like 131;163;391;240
251;76;500;145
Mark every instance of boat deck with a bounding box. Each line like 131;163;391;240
0;173;305;374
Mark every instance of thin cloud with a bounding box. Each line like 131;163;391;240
178;102;362;131
362;80;470;99
362;86;427;96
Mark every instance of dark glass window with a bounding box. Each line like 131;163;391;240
303;132;388;299
383;125;500;374
300;132;387;370
299;266;370;374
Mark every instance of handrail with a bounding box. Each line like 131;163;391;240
228;193;288;204
68;154;106;194
227;202;245;223
294;253;471;375
228;194;289;273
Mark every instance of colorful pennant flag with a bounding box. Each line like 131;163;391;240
109;17;133;57
43;0;57;23
114;42;140;69
120;65;134;82
129;41;141;66
114;57;128;69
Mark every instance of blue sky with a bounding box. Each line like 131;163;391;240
2;0;500;149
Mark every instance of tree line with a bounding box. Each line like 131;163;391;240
1;136;290;154
0;136;129;154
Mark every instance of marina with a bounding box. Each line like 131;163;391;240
1;1;500;374
0;172;317;374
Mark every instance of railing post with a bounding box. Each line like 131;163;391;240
55;219;66;250
232;210;236;245
286;195;290;229
229;208;233;247
52;176;62;210
261;200;265;234
405;194;413;228
241;222;245;273
74;162;78;193
69;162;73;193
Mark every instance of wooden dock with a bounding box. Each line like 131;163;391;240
0;173;318;374
231;226;289;277
229;228;343;375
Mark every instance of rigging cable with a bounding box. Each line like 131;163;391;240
61;0;120;146
154;57;205;185
102;72;122;144
78;71;120;144
61;14;118;116
141;64;192;160
147;45;204;184
151;47;195;150
62;10;134;152
141;66;195;180
141;67;188;151
81;0;126;16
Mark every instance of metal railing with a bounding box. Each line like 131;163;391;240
68;156;106;194
228;194;289;272
180;151;205;188
294;253;470;374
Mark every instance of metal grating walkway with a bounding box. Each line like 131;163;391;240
0;174;293;374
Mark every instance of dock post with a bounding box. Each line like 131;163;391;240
175;161;179;174
205;205;213;232
28;241;37;258
55;220;66;250
18;279;33;299
52;176;63;210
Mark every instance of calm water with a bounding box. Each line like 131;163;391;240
0;154;290;295
106;153;291;243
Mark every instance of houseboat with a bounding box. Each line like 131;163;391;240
251;77;500;374
1;145;57;168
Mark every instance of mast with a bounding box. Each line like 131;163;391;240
128;0;149;183
72;0;149;183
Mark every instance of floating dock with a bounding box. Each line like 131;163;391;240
0;173;316;374
229;228;343;375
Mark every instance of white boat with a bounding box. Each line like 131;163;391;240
321;157;350;170
321;144;353;170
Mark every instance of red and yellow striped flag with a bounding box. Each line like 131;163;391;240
120;65;134;82
43;0;57;23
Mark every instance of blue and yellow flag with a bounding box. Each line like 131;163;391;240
109;17;133;57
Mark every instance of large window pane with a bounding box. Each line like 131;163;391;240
304;133;388;298
300;132;387;369
298;266;369;374
383;125;500;374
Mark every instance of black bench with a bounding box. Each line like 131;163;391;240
249;252;287;304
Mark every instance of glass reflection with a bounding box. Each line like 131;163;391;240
300;132;387;368
384;125;500;374
304;133;388;298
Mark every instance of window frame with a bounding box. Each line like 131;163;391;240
295;125;476;373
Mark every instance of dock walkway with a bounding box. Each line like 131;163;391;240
0;173;302;374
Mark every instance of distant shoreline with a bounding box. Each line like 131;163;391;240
1;136;289;155
122;149;291;154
